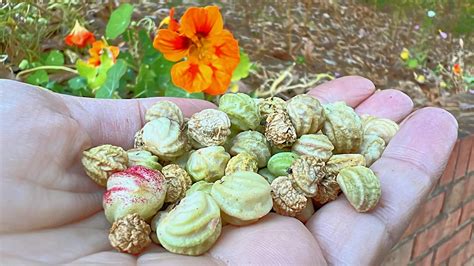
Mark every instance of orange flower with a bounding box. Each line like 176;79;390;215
88;40;120;67
65;20;96;48
158;8;180;32
453;63;462;75
153;6;240;95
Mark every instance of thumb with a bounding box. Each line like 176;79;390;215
62;94;216;148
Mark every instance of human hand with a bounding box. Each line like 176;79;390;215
0;76;457;265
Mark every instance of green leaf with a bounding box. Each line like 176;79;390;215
26;70;49;85
138;29;160;61
77;52;116;91
135;64;158;97
118;51;136;68
45;50;64;66
106;4;134;40
96;59;127;98
407;58;418;69
164;85;204;99
231;50;251;82
464;75;474;84
296;55;305;65
76;60;98;84
45;81;65;93
68;76;88;91
19;59;29;70
31;61;43;68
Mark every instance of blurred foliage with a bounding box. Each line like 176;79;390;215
361;0;473;36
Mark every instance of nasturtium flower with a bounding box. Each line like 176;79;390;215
153;6;240;95
159;7;180;32
453;64;462;75
65;20;96;48
88;40;120;67
400;48;410;61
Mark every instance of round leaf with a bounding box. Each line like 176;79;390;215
106;4;134;40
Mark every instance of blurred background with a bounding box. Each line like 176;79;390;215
0;1;472;265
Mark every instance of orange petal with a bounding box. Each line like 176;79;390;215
171;61;213;93
153;29;190;62
89;40;105;58
204;63;232;95
207;30;240;72
65;21;96;48
169;7;180;32
65;32;95;48
180;6;223;41
88;57;101;67
109;46;120;62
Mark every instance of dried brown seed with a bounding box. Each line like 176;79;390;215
109;213;151;254
145;101;184;126
271;176;307;217
313;173;340;205
295;199;315;223
157;191;222;255
219;93;261;131
359;134;386;166
142;118;188;161
230;131;271;168
287;95;325;137
161;164;192;203
211;171;273;225
264;110;297;149
289;155;326;197
134;129;145;149
257;96;287;120
81;144;128;186
322;102;362;153
337;166;381;212
127;149;162;170
150;210;170;245
103;166;167;223
186;146;230;182
292;133;334;162
258;168;277;184
187;109;231;147
326;154;366;175
225;152;259;175
361;114;399;143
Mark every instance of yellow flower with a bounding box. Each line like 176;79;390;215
414;73;425;84
400;48;410;61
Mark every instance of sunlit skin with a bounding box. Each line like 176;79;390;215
0;76;458;264
153;6;240;95
64;20;96;48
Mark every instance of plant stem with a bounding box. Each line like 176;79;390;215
16;66;78;79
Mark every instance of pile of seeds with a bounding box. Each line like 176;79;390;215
81;92;399;255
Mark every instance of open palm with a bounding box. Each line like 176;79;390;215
0;77;457;265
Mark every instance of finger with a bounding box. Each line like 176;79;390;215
355;89;413;122
306;107;458;265
137;214;327;265
0;177;103;232
307;76;376;107
62;95;216;148
208;214;327;265
0;212;114;264
138;245;221;266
